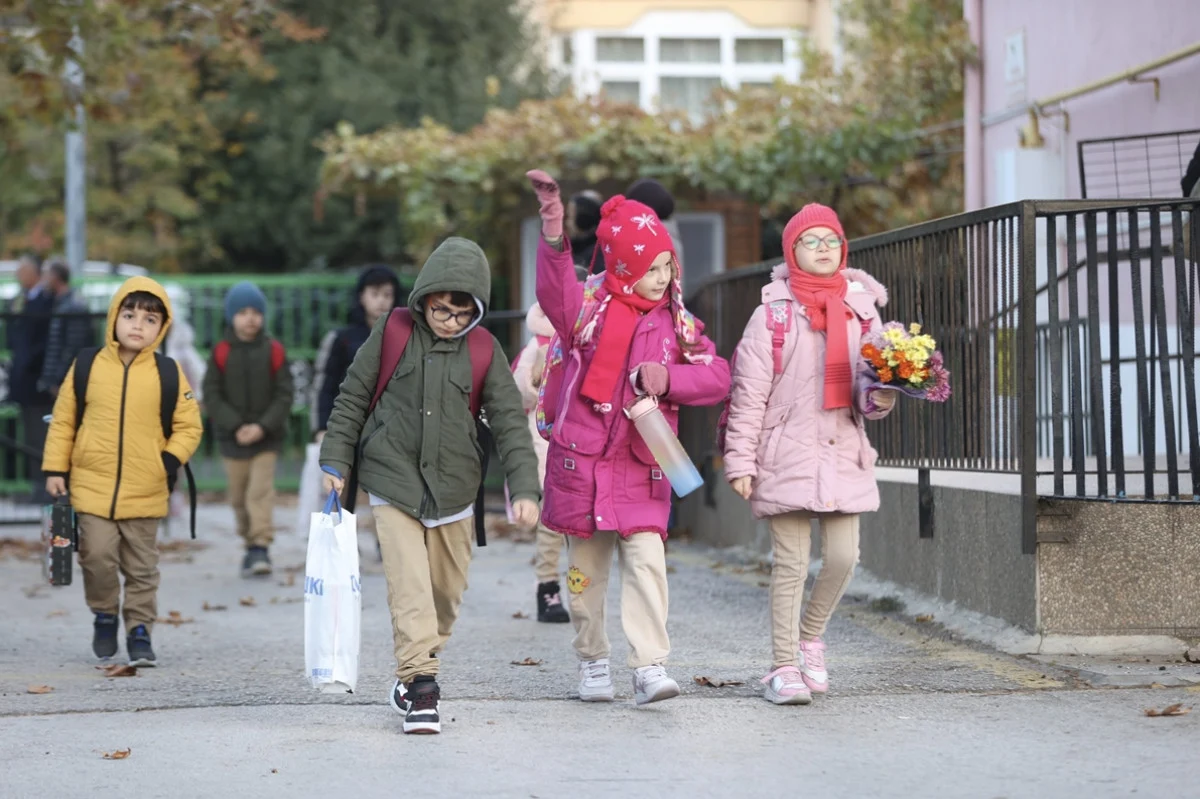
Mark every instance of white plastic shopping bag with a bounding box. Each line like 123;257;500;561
296;443;324;536
304;491;361;693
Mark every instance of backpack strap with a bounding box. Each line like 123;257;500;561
370;308;415;417
766;300;793;375
213;340;231;374
72;347;101;431
466;328;493;418
269;339;286;376
154;352;198;539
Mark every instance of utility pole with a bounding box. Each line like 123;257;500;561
64;28;86;273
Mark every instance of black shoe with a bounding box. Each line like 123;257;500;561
241;547;272;578
93;613;119;659
127;625;157;667
402;676;441;734
537;581;571;624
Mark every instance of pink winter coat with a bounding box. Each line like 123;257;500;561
723;264;894;519
536;238;730;539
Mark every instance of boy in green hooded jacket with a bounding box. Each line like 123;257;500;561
320;237;540;735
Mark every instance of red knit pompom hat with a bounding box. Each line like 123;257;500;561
782;203;847;274
595;195;676;296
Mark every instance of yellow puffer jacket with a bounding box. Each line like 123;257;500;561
42;277;203;520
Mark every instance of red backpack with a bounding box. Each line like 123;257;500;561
347;308;494;546
213;338;287;376
715;299;794;453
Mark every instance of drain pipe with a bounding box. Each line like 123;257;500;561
963;0;984;211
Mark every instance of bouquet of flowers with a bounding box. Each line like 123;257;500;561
861;322;951;402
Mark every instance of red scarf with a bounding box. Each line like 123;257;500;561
580;285;666;405
789;270;853;410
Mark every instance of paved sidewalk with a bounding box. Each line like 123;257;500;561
1;503;1195;798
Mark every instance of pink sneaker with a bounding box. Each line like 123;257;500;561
760;666;812;705
798;638;829;693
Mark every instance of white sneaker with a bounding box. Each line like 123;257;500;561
579;658;615;702
633;664;680;706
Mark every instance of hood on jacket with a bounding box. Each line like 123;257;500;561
770;262;888;307
408;237;491;336
106;276;174;358
525;302;555;338
349;264;403;326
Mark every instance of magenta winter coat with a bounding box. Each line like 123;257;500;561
536;239;730;539
723;264;894;519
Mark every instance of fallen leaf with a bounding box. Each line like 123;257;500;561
270;597;279;604
1144;703;1192;717
710;561;725;570
510;657;543;666
27;685;54;694
102;748;132;760
98;664;138;678
202;602;227;612
239;596;256;607
46;609;68;618
157;611;194;627
757;581;770;588
666;566;677;574
271;769;279;774
693;676;745;688
512;611;528;619
278;573;296;588
915;614;934;623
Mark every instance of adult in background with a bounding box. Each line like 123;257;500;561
38;260;96;398
567;190;605;274
8;254;54;503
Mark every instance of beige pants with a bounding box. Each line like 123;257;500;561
769;511;860;667
77;514;161;630
373;504;474;682
223;452;277;548
534;524;565;583
567;531;669;668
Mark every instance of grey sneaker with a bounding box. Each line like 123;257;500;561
241;547;272;578
127;625;157;667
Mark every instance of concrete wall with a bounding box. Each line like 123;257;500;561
1038;500;1200;637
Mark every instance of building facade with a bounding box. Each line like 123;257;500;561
534;0;834;119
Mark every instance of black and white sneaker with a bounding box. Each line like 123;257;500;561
241;547;272;578
126;625;157;667
389;679;409;715
402;676;441;735
537;581;571;624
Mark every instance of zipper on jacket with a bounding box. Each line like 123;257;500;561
108;361;131;519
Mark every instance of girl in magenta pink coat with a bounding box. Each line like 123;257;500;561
723;204;896;706
527;170;730;706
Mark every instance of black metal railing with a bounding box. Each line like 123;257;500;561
681;198;1200;554
1078;129;1200;199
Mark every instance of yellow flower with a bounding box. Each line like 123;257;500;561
909;323;922;335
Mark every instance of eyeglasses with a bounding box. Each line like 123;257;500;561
429;306;477;326
798;234;844;251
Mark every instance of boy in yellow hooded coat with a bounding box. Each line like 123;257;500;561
42;277;203;667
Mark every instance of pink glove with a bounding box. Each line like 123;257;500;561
526;169;564;241
636;362;670;397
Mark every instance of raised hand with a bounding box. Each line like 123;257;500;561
526;169;564;241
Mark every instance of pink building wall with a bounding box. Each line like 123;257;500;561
964;0;1200;209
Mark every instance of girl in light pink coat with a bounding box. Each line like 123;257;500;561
723;204;896;706
527;170;730;707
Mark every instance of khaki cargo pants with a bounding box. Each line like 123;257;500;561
77;514;161;630
373;504;474;683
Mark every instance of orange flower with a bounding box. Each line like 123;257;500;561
862;344;881;360
898;363;913;380
878;366;894;383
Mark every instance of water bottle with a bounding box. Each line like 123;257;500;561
624;396;704;498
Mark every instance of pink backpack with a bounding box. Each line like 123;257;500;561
534;273;606;441
715;299;794;453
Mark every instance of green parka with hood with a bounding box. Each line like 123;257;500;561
319;237;540;521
